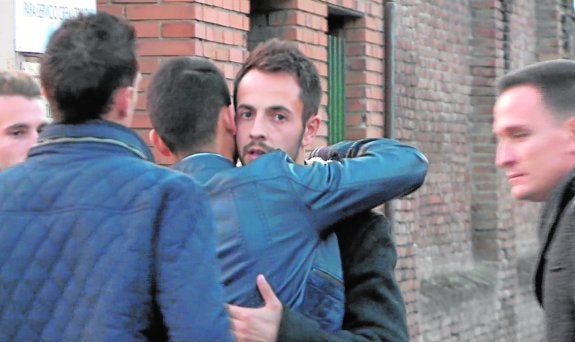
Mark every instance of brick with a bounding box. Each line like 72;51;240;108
133;21;160;38
162;22;195;38
112;0;156;3
98;4;124;16
131;113;151;128
229;48;245;63
135;92;147;110
127;4;195;20
138;40;197;56
240;0;250;14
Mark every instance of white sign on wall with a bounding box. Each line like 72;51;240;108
14;0;96;53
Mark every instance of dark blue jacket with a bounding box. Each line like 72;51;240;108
0;120;231;341
174;138;427;332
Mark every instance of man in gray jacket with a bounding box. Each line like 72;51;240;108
493;59;575;341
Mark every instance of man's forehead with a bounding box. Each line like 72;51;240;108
0;97;47;125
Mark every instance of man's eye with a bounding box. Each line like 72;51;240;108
510;131;529;139
274;113;286;121
239;111;252;119
10;130;25;137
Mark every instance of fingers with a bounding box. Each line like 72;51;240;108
229;305;251;342
228;304;244;319
256;274;281;309
228;276;282;342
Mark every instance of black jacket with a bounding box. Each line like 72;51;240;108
534;169;575;342
277;210;409;341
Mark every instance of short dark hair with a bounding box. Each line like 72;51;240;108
0;70;42;98
233;38;321;123
148;57;231;154
497;59;575;121
40;12;137;123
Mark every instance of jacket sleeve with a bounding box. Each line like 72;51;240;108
291;138;428;232
154;178;233;342
277;211;408;341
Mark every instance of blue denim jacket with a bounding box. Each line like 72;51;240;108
0;120;232;341
174;138;428;332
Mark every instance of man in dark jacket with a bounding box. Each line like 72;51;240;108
0;12;231;341
493;59;575;342
229;38;413;342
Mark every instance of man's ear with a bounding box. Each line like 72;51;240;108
105;86;135;125
149;129;174;157
302;114;321;147
564;117;575;151
109;74;141;125
224;104;237;135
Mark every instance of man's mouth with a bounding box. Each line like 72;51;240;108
507;172;525;183
243;142;272;161
247;147;266;158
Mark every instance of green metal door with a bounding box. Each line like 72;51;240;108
328;34;345;144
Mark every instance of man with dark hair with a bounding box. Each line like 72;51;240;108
493;59;575;342
0;70;47;170
148;40;424;340
0;12;231;341
228;38;412;342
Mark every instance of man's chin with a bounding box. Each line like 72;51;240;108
240;153;260;165
512;186;548;202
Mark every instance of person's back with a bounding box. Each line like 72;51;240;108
0;122;228;340
0;13;231;341
175;151;343;320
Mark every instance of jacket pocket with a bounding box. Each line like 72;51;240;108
298;267;345;332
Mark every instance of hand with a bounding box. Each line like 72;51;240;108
309;146;344;161
229;274;283;342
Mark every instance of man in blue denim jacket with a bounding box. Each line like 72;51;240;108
148;49;427;336
0;12;231;341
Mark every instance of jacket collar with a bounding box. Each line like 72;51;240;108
32;119;154;161
534;167;575;305
173;153;234;182
539;168;575;243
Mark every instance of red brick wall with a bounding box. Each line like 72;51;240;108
96;0;575;340
98;0;250;164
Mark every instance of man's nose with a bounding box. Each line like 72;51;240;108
249;115;267;140
495;140;515;168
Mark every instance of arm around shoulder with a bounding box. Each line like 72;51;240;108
299;138;428;228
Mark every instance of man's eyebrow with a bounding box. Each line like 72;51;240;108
504;124;529;131
268;105;289;111
236;104;255;110
494;124;529;135
7;123;30;130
